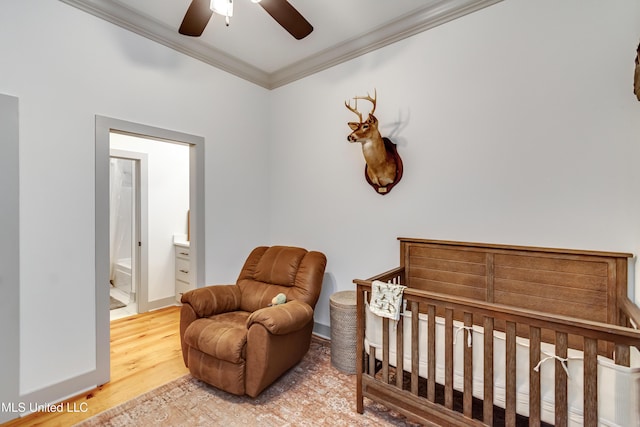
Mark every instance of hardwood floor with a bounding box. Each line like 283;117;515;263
4;306;189;427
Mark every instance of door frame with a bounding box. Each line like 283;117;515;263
95;116;205;385
0;94;19;423
110;149;148;313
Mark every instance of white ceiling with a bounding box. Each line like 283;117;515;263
59;0;502;89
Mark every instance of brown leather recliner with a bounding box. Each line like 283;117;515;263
179;245;327;397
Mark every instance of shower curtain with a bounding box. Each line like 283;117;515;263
109;158;133;287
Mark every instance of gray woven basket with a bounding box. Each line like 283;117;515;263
329;290;357;374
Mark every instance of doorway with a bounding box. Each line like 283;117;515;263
95;116;205;385
109;132;191;317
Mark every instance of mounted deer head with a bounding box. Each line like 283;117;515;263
345;91;379;144
345;90;403;194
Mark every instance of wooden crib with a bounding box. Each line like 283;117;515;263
354;238;640;426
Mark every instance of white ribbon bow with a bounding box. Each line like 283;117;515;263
532;351;582;379
453;325;473;347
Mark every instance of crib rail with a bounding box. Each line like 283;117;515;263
362;266;405;285
354;279;640;427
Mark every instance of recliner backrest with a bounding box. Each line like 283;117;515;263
236;246;326;312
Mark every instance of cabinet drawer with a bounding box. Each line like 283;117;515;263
175;258;191;282
176;246;190;259
175;279;192;302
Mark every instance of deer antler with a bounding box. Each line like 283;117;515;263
353;88;377;116
344;99;363;123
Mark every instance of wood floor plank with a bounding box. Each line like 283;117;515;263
4;306;189;427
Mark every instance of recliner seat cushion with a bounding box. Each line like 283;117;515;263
237;279;291;312
183;311;250;363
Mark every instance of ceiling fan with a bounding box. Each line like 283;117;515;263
179;0;313;40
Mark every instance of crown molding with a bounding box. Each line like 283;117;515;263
269;0;502;89
59;0;502;90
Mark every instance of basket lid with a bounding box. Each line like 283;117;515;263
330;290;356;308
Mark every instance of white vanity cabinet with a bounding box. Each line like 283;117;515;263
174;242;193;303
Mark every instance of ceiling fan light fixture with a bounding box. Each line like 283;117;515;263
180;0;311;39
210;0;233;17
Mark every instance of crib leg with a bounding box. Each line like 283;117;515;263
356;353;363;414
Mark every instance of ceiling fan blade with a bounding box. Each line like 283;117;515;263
179;0;213;37
258;0;313;40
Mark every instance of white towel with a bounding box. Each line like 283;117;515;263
369;280;406;321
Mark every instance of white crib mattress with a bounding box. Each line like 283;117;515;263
364;303;640;427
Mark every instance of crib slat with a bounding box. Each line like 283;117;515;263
411;300;420;395
368;344;376;375
445;308;454;409
615;343;630;367
483;316;494;426
616;309;631;367
506;321;517;426
584;338;598;427
382;317;390;384
529;326;541;427
427;304;436;402
555;332;568;427
463;312;473;418
396;314;404;390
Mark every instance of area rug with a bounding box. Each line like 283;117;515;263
75;337;419;426
110;296;126;310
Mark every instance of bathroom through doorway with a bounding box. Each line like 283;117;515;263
108;131;191;320
109;149;146;320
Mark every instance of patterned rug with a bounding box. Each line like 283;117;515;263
75;337;419;427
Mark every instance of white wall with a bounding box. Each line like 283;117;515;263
1;0;270;403
110;133;190;302
270;0;640;327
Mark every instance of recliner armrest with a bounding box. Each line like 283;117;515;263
181;285;241;318
246;300;314;335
